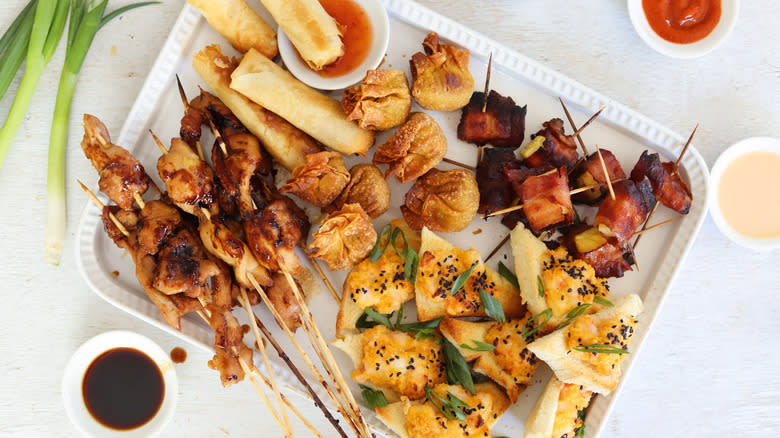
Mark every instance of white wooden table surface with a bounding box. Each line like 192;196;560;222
1;1;778;437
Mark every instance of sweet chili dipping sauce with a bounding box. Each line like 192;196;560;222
82;347;164;430
642;0;722;44
316;0;373;77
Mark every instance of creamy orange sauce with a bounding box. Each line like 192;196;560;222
642;0;721;44
718;151;780;239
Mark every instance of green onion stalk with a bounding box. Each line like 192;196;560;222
0;0;68;166
45;0;157;264
0;1;37;101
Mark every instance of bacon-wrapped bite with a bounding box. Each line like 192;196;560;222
457;90;527;147
476;147;518;214
342;69;412;131
517;167;573;234
559;223;634;278
373;112;447;184
571;149;626;204
157;137;218;217
594;178;656;243
630;150;692;214
409;32;474;111
82;114;151;210
523;118;579;171
309;204;377;271
280;151;350;208
402;169;479;233
243;196;310;276
329;164;390;219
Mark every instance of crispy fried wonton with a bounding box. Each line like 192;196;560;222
401;168;479;232
342;69;412;131
409;32;474;111
373;112;447;183
308;203;377;270
280;151;350;207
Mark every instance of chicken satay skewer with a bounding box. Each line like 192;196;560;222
175;75;206;160
191;308;292;438
206;123;372;438
151;131;354;438
78;180;130;237
482;178;625;219
633;124;698;250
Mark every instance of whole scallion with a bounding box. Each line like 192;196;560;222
0;1;37;101
45;0;157;263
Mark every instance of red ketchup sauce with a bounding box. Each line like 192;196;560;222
642;0;722;44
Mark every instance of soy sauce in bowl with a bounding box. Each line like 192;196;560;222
82;347;164;430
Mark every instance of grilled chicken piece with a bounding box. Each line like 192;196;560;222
525;118;579;171
594;178;656;243
517;167;573;234
630;150;692;214
153;227;222;297
137;200;182;256
212;132;274;214
571;149;626;204
82;114;151;210
206;305;253;386
457;90;526;148
264;272;303;331
157;137;218;217
199;214;273;288
244;197;310;276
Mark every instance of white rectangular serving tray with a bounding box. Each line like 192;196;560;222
76;1;710;437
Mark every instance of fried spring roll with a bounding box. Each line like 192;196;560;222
259;0;344;69
230;49;375;156
187;0;277;58
193;45;321;171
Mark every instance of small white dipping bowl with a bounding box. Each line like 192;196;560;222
63;331;178;438
709;137;780;250
277;0;390;90
627;0;739;58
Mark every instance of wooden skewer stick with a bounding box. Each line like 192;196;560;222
559;97;589;156
484;234;510;262
175;75;205;160
247;274;363;438
595;145;616;200
231;345;293;438
675;123;698;167
209;118;229;156
633;124;698;250
278;265;373;438
481;52;493;112
631;216;683;236
442;157;476;171
308;255;341;302
195;300;293;438
247;304;350;438
149;129;168;154
570;105;607;139
132;192;146;210
482;179;625;219
237;290;293;437
77;180;130;237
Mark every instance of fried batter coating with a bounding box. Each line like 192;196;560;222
280;151;350;207
342;69;412;131
308;204;377;271
409;32;474;111
402;169;479;232
330;164;390;219
373;112;447;183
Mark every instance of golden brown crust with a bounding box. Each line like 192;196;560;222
409;32;474;111
402;169;479;233
187;0;277;58
342;69;412;131
280;151;350;208
330;164;390;219
308;204;377;271
373;112;447;183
